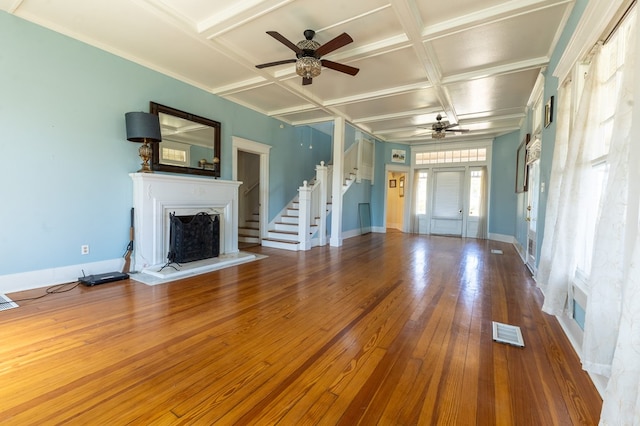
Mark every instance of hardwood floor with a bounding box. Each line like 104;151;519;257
1;233;602;425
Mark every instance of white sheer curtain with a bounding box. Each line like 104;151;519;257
536;47;602;315
583;10;640;423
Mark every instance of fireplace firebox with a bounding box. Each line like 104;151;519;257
168;212;220;263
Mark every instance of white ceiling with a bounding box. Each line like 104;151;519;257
1;0;575;144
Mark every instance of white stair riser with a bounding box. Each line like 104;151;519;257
262;239;299;251
267;231;298;242
281;216;298;224
275;223;297;232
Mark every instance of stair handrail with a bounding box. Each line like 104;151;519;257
243;180;260;196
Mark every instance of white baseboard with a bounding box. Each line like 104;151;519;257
0;258;124;294
488;233;516;244
488;233;526;262
556;313;608;398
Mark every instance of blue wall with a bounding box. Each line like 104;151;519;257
0;11;329;277
490;132;520;237
341;124;377;232
371;141;409;228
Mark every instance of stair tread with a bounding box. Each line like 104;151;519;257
262;238;299;244
269;230;297;235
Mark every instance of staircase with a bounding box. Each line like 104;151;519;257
261;199;320;251
238;212;260;245
261;164;355;251
259;136;368;252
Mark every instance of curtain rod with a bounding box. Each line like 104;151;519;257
603;0;637;44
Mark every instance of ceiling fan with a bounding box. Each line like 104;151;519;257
255;29;359;85
424;114;470;139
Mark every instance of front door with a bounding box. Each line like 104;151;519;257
431;169;464;236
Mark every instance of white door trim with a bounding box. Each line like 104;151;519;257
384;163;411;233
232;136;271;240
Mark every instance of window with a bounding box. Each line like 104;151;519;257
415;171;428;215
468;170;483;217
415;148;487;165
572;6;633;277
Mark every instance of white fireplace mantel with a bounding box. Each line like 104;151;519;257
130;173;242;272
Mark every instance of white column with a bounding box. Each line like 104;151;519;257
298;180;312;251
330;117;345;247
317;162;328;246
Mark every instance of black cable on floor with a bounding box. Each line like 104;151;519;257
0;281;81;306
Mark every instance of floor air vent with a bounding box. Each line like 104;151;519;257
492;321;525;347
491;249;503;254
0;294;19;311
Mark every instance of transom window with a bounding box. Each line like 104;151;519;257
415;148;487;165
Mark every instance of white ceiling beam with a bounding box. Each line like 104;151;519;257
389;0;456;123
423;0;574;41
441;57;550;85
1;0;25;13
199;0;294;37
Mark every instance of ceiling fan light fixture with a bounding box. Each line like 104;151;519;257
432;131;445;139
296;56;322;79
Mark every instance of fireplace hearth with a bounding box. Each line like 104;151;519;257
168;212;219;263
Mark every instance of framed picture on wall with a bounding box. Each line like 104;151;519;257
389;179;397;188
399;176;405;197
391;149;406;163
544;96;554;127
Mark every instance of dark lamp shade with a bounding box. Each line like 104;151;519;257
125;112;162;143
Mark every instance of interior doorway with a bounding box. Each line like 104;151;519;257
386;171;407;231
237;151;260;243
232;137;271;248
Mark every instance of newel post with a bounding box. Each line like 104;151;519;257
298;180;312;251
316;161;328;246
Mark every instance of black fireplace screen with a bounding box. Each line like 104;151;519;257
168;212;220;263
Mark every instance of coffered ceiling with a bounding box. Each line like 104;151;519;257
1;0;575;144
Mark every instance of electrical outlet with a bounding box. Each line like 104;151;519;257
81;245;89;255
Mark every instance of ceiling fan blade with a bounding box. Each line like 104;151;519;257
321;60;359;76
445;128;470;133
256;59;296;69
315;32;353;57
302;77;313;85
266;31;302;54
